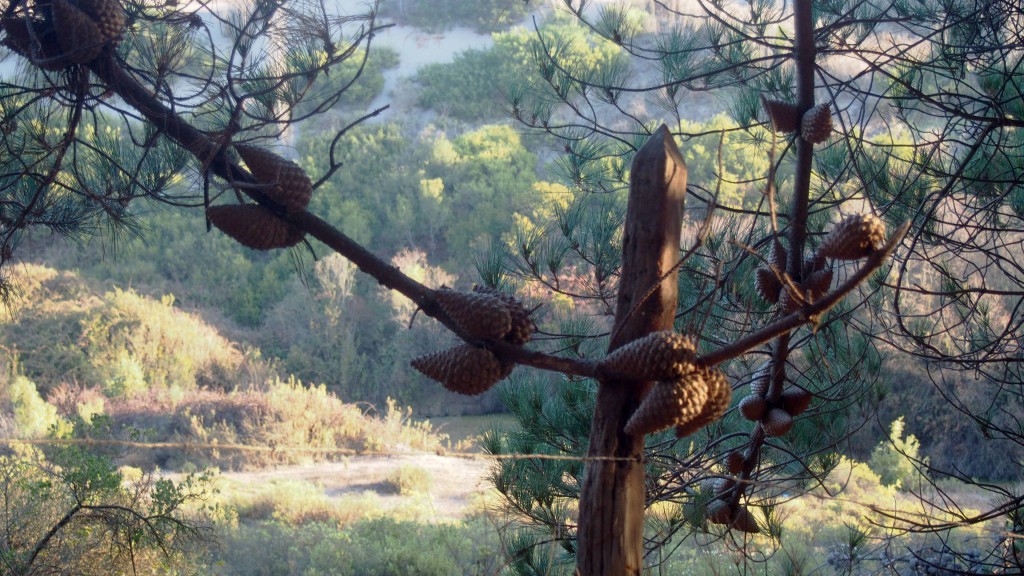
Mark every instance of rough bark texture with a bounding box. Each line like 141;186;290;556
576;125;686;575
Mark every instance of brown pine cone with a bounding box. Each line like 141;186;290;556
755;267;781;304
473;286;534;345
51;0;105;63
780;387;813;416
801;103;833;144
207;204;304;250
625;374;709;436
600;331;696;382
675;366;731;437
410;344;507;396
235;144;313;213
771;239;788;271
803;267;834;301
726;450;745;474
706;499;732;525
435;289;512;341
738;394;767;421
76;0;124;43
1;16;71;70
749;364;771;397
761;97;800;133
818;213;887;261
731;506;760;533
762;407;794;437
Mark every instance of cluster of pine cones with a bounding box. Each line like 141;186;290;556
410;287;534;395
755;213;887;310
206;144;312;250
597;331;732;439
761;97;834;144
2;0;125;67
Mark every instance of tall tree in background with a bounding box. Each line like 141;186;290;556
485;0;1024;573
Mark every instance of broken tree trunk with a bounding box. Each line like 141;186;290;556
576;124;687;575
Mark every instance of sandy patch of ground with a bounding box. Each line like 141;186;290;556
221;453;493;521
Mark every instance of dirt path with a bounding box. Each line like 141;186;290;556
219;453;493;522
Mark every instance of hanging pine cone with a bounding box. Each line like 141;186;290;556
435;288;512;341
749;364;772;397
235;144;313;214
762;407;794;437
706;499;732;525
410;344;507;396
739;394;767;421
780;387;813;416
817;213;887;261
625;373;709;436
755;266;781;304
51;0;105;63
801;103;833;144
726;450;745;474
712;476;735;496
600;331;696;382
761;97;800;134
731;505;760;533
771;239;788;271
207;204;304;250
1;16;72;70
803;267;834;302
75;0;124;43
675;366;732;437
472;286;534;345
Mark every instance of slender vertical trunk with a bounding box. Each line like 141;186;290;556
576;125;687;575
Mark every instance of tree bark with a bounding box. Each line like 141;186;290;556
576;125;686;575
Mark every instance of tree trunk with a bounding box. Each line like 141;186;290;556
576;125;686;575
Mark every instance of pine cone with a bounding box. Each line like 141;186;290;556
755;266;781;304
712;477;735;496
706;499;732;525
207;204;304;250
76;0;124;43
1;17;71;70
675;366;731;437
473;286;534;345
818;214;887;261
771;239;788;271
410;344;507;396
749;364;771;398
801;103;833;144
762;407;794;437
726;450;745;474
235;144;313;213
739;394;766;421
600;331;696;382
625;374;709;436
762;97;800;133
435;289;512;341
731;506;760;533
803;267;834;301
51;0;104;63
780;387;812;416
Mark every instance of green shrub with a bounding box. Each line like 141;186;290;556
869;417;928;489
414;21;626;122
385;465;433;495
3;374;62;438
209;517;503;575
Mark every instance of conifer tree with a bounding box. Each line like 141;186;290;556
485;0;1024;573
3;0;1020;574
